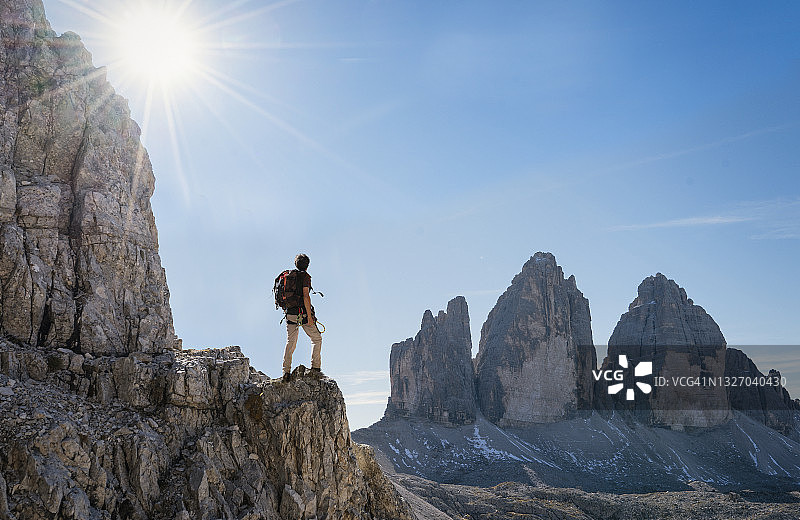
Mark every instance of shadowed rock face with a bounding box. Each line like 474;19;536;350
385;296;476;425
475;252;596;427
0;0;175;355
726;348;800;440
603;273;730;428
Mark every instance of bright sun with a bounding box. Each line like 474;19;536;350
114;5;201;88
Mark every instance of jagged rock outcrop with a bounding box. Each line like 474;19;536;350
0;341;414;519
0;0;175;355
602;273;730;428
474;252;596;426
384;296;475;426
0;2;414;518
725;348;800;440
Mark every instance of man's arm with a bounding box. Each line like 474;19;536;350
303;286;315;323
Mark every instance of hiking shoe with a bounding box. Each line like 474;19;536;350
282;372;291;383
310;367;323;378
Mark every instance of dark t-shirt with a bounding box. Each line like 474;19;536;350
287;270;312;316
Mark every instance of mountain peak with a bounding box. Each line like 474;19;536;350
606;274;728;427
520;251;558;273
629;273;690;310
476;253;595;426
386;296;475;426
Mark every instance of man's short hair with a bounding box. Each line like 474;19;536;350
295;253;310;271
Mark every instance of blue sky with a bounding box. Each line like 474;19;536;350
45;1;799;429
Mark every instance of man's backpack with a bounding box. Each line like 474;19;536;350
273;270;304;311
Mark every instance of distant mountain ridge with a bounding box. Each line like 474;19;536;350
355;252;800;498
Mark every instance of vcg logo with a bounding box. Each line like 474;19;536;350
592;355;653;401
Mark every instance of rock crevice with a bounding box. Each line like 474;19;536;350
1;0;175;356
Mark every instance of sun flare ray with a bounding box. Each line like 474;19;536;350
125;80;156;233
55;0;116;26
181;79;272;175
160;87;192;205
197;0;300;34
52;0;379;206
194;65;327;155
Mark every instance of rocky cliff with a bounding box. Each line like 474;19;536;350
0;343;413;519
384;296;475;426
0;0;175;355
0;2;414;518
474;252;596;426
602;273;730;428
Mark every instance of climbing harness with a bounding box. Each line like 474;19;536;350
273;269;324;328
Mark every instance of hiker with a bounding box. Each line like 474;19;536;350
280;253;322;382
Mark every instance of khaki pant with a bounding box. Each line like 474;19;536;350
283;315;322;374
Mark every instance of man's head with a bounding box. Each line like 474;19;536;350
295;253;310;272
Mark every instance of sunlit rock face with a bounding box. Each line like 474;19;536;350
0;0;176;354
385;296;477;425
475;252;596;427
0;343;414;519
602;273;730;428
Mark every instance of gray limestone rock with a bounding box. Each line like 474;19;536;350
725;348;800;440
385;296;476;425
0;470;11;520
602;273;730;428
0;0;176;355
474;252;596;426
0;342;415;520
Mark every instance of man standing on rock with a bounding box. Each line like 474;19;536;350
282;253;323;382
